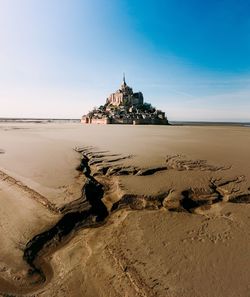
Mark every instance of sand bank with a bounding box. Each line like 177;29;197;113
0;123;249;296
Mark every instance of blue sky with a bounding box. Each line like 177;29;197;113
0;0;249;120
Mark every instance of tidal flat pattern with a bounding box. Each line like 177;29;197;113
0;147;250;296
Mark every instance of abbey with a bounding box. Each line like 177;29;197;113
107;74;144;107
81;75;169;125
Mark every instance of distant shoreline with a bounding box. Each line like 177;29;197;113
0;118;80;123
170;121;250;127
0;118;249;126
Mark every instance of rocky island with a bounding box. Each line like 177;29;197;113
81;75;169;125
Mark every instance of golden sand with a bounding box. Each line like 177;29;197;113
0;123;249;296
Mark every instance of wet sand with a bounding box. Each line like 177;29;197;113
0;123;249;296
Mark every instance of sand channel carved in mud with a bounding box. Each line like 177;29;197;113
1;147;250;295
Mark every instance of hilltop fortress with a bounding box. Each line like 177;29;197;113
81;75;169;125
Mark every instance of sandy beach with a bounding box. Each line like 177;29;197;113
0;122;249;297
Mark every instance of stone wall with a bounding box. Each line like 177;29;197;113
132;118;168;125
81;117;168;125
110;118;133;124
81;117;111;124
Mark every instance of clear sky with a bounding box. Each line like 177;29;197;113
0;0;249;121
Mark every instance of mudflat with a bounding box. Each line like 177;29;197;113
0;123;249;297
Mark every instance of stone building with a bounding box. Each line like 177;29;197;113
81;75;169;125
107;74;144;107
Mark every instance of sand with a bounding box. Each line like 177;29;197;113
0;122;249;296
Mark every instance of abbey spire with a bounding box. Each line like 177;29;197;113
121;72;127;89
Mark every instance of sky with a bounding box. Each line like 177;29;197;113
0;0;250;121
